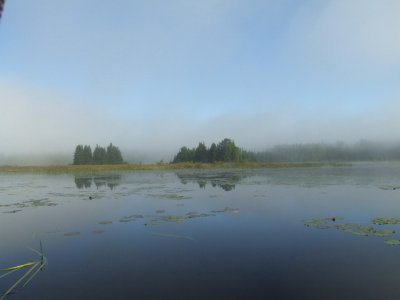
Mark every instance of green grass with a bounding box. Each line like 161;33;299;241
0;161;330;174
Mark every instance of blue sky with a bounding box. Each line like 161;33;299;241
0;0;399;160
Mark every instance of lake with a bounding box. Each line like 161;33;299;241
1;162;400;299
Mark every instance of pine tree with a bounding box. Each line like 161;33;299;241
73;145;84;165
106;143;123;164
194;142;208;162
209;143;217;163
93;145;107;164
82;145;93;164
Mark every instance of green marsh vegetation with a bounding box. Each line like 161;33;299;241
0;241;47;300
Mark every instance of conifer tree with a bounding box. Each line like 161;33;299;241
73;145;84;165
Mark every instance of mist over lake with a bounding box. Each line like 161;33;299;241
1;163;400;299
1;1;400;299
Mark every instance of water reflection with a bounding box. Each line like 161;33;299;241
74;176;92;189
176;171;244;191
74;174;121;190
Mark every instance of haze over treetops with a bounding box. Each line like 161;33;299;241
0;1;399;164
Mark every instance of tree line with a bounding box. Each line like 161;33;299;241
73;143;124;165
172;138;256;163
255;140;400;162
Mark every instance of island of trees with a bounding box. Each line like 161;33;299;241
172;138;255;163
73;143;123;165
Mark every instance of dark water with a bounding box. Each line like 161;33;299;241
2;163;400;299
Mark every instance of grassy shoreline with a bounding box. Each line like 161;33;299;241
0;162;349;174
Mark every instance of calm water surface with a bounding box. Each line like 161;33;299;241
1;162;400;299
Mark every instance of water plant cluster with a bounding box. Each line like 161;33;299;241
1;198;57;214
62;207;240;237
108;206;239;227
303;217;400;246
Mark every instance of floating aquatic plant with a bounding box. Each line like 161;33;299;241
335;223;393;237
211;207;240;214
379;186;400;191
0;241;47;300
384;239;400;246
372;217;400;225
161;215;184;223
151;232;196;241
98;220;113;225
302;218;331;229
2;210;22;214
185;212;215;219
144;221;161;226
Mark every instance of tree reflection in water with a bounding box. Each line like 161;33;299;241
74;174;121;190
176;171;245;191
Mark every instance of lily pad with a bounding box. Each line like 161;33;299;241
64;232;80;237
211;207;240;214
144;221;161;226
185;212;215;219
379;186;400;191
302;218;330;229
384;239;400;246
372;217;400;225
124;214;144;219
151;232;196;241
3;209;22;214
161;215;184;223
119;219;133;223
335;223;394;237
99;220;113;225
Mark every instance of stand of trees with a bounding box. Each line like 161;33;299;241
172;138;256;163
255;141;400;162
73;143;123;165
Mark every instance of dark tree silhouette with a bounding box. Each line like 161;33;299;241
74;143;123;165
172;138;253;163
0;0;5;20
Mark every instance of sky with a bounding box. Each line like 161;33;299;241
0;0;399;162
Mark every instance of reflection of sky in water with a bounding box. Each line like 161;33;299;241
2;163;400;299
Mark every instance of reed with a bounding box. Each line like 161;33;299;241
0;242;47;300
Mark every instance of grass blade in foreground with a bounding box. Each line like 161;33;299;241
0;242;47;300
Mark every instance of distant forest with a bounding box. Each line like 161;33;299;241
73;143;123;165
255;140;400;162
172;138;256;163
173;139;400;163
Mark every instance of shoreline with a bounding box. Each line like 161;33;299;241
0;162;349;174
